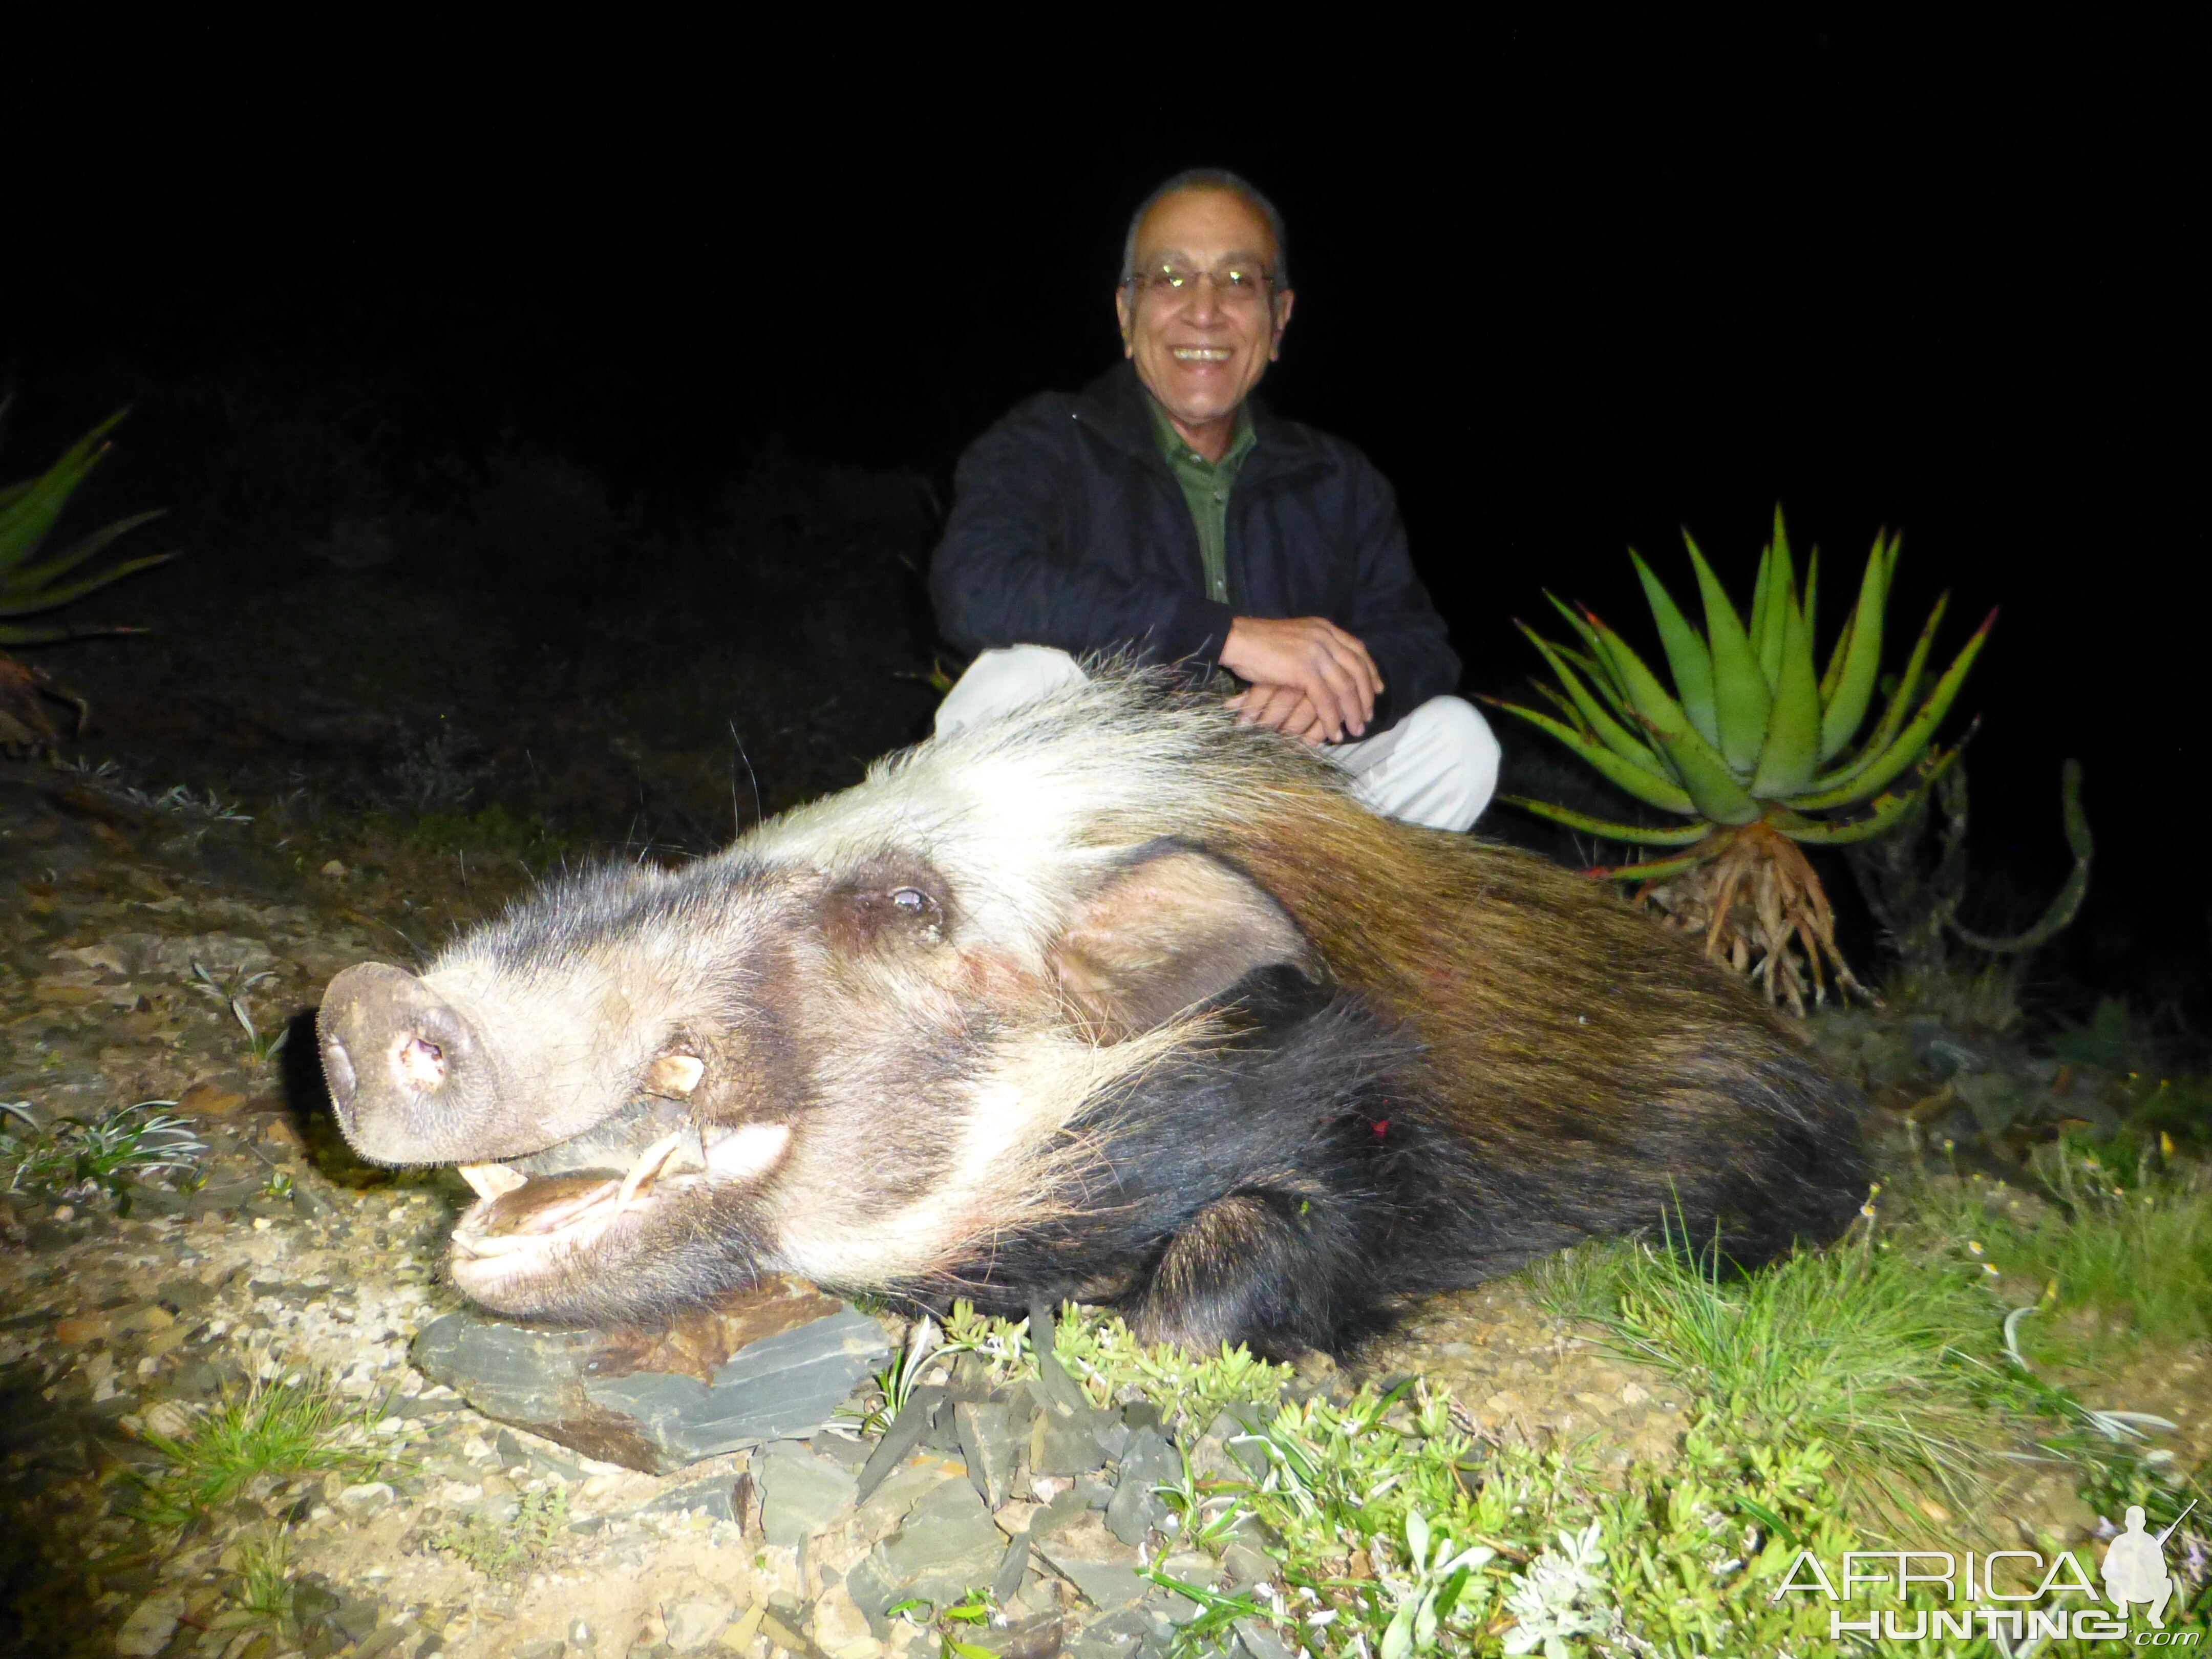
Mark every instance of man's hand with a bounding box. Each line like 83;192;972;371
1218;615;1384;741
1224;683;1334;745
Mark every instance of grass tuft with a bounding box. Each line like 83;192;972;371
137;1370;381;1528
1535;1212;2009;1522
1942;1142;2212;1356
1;1098;206;1208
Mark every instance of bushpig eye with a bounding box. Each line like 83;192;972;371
823;864;949;950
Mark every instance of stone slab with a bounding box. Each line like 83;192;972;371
759;1440;860;1544
410;1277;890;1473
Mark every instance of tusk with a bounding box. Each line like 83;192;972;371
459;1162;527;1202
646;1054;705;1097
619;1131;687;1207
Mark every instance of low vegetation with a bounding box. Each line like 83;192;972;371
890;1150;2208;1655
0;1097;205;1211
137;1369;385;1530
427;1483;570;1580
1936;1141;2212;1362
1535;1210;2010;1523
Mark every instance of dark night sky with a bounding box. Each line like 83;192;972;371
8;15;2204;975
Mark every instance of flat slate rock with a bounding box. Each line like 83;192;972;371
874;1472;1007;1602
411;1276;890;1472
758;1440;859;1544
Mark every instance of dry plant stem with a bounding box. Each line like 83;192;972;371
1641;822;1871;1013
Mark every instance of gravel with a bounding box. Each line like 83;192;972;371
3;759;2196;1658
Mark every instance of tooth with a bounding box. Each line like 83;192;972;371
459;1163;526;1201
619;1131;687;1207
646;1055;705;1097
673;1124;707;1172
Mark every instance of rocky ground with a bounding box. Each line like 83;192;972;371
3;757;2204;1659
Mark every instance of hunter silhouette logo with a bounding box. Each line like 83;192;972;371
1773;1503;2203;1645
2105;1502;2196;1630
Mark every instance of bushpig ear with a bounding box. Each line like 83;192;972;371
1051;842;1312;1040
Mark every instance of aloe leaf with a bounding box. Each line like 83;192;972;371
0;481;31;514
1516;622;1672;778
1580;610;1761;823
1819;608;1857;706
1747;543;1774;679
1630;550;1718;747
1805;592;1949;793
1498;796;1712;845
1590;848;1714;884
1788;611;1992;809
1802;541;1820;650
1788;746;1961;844
1757;529;1795;692
1818;531;1894;761
1484;699;1698;813
1544;594;1629;698
0;552;176;618
0;412;127;573
1542;621;1653;733
1682;533;1771;777
1;511;165;595
1751;590;1821;796
1945;760;2093;952
1530;679;1593;736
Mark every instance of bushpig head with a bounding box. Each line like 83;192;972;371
318;691;1317;1324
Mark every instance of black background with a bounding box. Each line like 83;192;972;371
7;15;2203;999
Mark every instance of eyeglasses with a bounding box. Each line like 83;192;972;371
1124;260;1278;306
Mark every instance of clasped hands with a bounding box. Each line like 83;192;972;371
1218;615;1384;747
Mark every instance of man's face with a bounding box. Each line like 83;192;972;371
1115;188;1294;434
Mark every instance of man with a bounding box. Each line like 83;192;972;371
2102;1505;2176;1627
927;168;1499;832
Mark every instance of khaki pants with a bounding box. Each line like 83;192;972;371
933;646;1501;832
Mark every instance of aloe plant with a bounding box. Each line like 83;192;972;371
2;407;171;646
1492;510;1991;1009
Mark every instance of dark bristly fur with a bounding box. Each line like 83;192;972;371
930;966;1865;1359
319;666;1871;1357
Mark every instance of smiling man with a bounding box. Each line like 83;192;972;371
928;168;1498;830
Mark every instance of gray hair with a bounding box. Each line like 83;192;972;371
1119;168;1291;289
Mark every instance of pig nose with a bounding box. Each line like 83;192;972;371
319;962;478;1122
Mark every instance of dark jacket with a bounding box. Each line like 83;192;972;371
928;363;1460;733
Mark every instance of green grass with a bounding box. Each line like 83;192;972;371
928;1194;2208;1656
429;1483;570;1579
1936;1142;2212;1358
402;801;569;871
137;1371;382;1528
1534;1211;2010;1522
0;1098;206;1210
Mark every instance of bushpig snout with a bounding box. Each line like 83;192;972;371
320;962;496;1164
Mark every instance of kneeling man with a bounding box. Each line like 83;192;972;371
927;168;1499;832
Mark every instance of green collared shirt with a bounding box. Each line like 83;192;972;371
1146;395;1258;606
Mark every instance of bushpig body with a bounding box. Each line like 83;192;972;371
318;670;1869;1356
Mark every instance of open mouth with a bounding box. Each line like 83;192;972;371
445;1094;790;1293
1171;346;1233;364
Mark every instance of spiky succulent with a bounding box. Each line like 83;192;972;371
1493;511;1992;1008
1497;510;1990;872
2;407;170;646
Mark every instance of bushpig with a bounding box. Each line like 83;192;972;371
318;669;1868;1357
